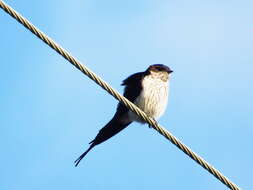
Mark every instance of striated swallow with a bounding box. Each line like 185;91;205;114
75;64;173;166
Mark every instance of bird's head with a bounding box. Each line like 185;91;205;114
146;64;173;81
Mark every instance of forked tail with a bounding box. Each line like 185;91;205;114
74;143;96;167
74;117;132;166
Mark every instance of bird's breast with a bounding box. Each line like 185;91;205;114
128;75;169;123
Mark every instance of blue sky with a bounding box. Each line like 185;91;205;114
1;0;252;189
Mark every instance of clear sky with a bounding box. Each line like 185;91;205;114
1;0;252;189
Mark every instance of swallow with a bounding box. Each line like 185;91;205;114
75;64;173;166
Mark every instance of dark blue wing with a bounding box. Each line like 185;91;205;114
115;72;146;117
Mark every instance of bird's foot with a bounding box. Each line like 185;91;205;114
148;118;158;128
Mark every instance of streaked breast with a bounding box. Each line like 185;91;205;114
128;75;169;123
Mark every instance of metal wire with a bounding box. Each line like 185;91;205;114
0;1;241;190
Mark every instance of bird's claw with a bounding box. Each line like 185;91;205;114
148;118;158;128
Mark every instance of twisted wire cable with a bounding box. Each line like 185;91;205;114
0;1;240;190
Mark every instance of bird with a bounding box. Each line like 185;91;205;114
74;64;173;166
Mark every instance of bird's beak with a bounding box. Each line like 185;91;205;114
168;70;173;74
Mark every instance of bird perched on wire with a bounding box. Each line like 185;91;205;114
75;64;173;166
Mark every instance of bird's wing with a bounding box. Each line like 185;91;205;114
115;72;146;117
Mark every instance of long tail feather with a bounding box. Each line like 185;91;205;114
74;117;132;166
74;143;95;167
